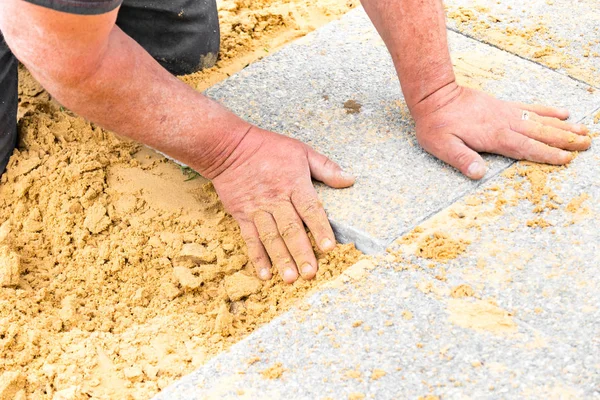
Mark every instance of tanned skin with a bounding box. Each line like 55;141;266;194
0;0;590;284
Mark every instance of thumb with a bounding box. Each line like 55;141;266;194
426;135;487;180
306;147;356;188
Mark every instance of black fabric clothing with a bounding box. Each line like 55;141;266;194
117;0;219;75
0;32;18;175
0;0;220;175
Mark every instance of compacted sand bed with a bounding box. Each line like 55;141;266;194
0;1;362;398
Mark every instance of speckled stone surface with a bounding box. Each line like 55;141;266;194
205;7;600;254
154;116;600;400
154;262;599;399
391;112;600;361
445;0;600;87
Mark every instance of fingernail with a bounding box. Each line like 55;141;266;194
340;170;356;180
258;269;271;280
467;161;487;179
283;268;297;283
321;238;334;251
560;150;573;161
301;263;315;277
576;124;589;134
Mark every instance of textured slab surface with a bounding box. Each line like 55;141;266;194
206;7;600;253
155;115;600;400
155;262;599;399
391;112;600;358
445;0;600;87
155;7;600;399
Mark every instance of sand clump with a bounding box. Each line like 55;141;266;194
260;362;286;379
565;193;590;215
416;232;470;262
450;284;475;299
0;245;21;287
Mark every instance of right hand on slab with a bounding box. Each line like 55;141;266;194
211;126;355;284
411;84;592;179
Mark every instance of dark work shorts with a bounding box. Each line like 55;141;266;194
0;0;219;174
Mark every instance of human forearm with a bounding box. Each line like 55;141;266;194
1;5;249;179
360;0;456;113
46;28;249;178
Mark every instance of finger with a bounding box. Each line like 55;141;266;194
528;113;590;136
306;147;355;189
254;211;299;284
239;220;272;281
273;204;319;280
511;119;591;151
511;102;570;120
419;133;487;180
291;187;336;253
496;129;573;165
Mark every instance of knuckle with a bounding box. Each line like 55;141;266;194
250;254;268;267
258;231;279;245
515;136;533;159
243;236;262;248
299;199;321;216
323;157;339;171
500;131;527;159
280;221;304;239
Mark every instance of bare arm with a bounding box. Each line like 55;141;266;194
361;0;591;179
361;0;455;112
0;2;248;179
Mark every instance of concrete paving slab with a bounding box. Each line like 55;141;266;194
154;261;598;399
391;112;600;361
444;0;600;87
154;114;600;399
206;7;600;254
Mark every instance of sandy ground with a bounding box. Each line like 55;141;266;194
1;0;595;399
0;1;361;399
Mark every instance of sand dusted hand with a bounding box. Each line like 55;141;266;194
211;126;355;284
411;84;592;179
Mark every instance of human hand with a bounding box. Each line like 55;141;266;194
210;126;355;284
411;83;592;179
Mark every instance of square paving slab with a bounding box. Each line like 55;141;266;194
206;7;600;254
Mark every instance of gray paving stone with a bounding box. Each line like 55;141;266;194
392;112;600;362
154;262;598;399
153;8;600;399
206;7;600;254
444;0;600;87
155;114;600;399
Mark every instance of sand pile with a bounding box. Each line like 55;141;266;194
0;72;361;399
0;1;361;398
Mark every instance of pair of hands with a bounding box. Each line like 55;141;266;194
210;85;591;284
